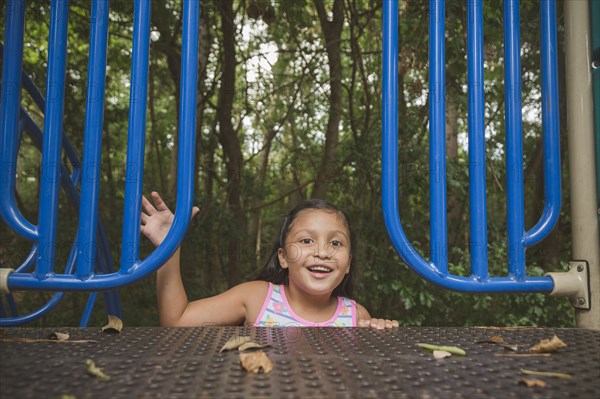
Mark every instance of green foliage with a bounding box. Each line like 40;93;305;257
0;0;576;328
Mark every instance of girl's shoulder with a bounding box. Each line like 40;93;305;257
234;280;270;323
235;280;270;293
354;301;371;321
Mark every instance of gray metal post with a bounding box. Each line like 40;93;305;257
564;0;600;329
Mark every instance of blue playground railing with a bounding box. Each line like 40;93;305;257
382;0;561;293
0;0;199;325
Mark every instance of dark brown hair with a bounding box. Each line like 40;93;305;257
256;199;355;297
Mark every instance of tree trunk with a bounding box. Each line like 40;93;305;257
216;0;245;286
311;0;344;199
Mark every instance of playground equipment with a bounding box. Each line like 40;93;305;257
1;0;599;328
382;0;599;329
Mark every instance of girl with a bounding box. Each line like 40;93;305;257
141;192;399;329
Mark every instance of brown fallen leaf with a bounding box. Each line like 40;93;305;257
521;368;571;379
238;341;270;352
495;353;551;358
3;338;97;343
433;350;452;359
101;315;123;333
518;378;547;388
48;332;70;341
487;335;504;343
220;336;252;352
529;335;567;353
478;335;518;351
85;359;110;380
239;351;273;374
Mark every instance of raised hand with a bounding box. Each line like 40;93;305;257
140;191;199;247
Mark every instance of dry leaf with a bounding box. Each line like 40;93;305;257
3;338;97;343
433;350;452;359
487;335;504;343
101;315;123;333
518;378;547;388
239;351;273;374
529;335;567;353
521;368;571;379
238;341;270;352
220;336;251;352
495;353;551;358
479;335;519;351
85;359;110;380
416;343;466;356
48;332;70;341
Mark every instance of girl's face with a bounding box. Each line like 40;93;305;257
278;209;351;297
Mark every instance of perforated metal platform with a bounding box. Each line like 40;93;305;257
1;327;599;398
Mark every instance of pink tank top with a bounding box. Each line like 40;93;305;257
254;283;357;327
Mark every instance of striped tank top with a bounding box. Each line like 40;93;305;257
254;283;357;327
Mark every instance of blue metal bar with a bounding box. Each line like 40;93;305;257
79;292;98;327
503;0;526;280
429;0;448;273
380;0;554;293
0;0;37;240
120;0;151;273
36;0;70;278
76;0;110;279
523;0;562;246
467;0;489;280
5;0;200;292
0;292;67;326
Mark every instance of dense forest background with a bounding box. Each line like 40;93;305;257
1;0;575;327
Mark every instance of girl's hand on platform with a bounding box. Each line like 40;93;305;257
141;191;199;247
358;318;399;330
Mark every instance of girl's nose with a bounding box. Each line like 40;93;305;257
314;242;332;259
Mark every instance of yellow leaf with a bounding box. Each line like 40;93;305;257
239;351;273;374
85;359;111;380
101;315;123;334
220;336;251;352
48;332;70;341
529;335;567;353
518;378;547;388
520;368;571;379
433;350;452;359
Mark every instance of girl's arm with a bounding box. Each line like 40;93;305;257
141;192;269;327
141;191;201;325
356;303;399;330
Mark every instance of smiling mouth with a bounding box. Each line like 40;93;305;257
307;266;333;274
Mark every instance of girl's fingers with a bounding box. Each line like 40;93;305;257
392;320;399;328
140;212;149;224
151;191;170;212
191;206;200;218
141;195;156;215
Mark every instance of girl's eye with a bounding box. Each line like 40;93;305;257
300;238;313;245
330;240;342;247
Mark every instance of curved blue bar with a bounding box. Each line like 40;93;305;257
0;0;37;240
120;0;151;273
77;0;110;279
429;0;448;273
466;0;489;280
37;0;70;278
504;0;526;280
14;244;38;273
6;0;201;292
523;0;561;246
0;292;68;326
381;0;554;293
